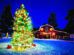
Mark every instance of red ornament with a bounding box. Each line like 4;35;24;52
32;44;36;47
7;45;12;49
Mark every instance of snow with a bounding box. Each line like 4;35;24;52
0;38;74;55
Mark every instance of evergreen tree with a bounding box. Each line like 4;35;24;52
11;4;34;51
0;18;2;38
65;9;74;34
48;13;57;28
1;4;14;33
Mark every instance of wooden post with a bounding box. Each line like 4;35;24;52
6;32;8;38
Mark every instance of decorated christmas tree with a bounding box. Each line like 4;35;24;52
10;4;35;51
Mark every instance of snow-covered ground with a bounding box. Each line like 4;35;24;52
0;38;74;55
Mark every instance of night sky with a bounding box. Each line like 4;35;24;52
0;0;74;29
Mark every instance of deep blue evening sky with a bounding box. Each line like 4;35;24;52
0;0;74;29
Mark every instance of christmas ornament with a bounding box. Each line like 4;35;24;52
10;4;34;51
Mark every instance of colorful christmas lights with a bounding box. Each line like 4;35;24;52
10;4;34;51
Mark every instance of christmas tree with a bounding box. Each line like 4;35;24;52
11;4;34;51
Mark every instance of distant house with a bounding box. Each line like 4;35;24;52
34;24;70;39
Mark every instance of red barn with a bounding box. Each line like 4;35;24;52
34;24;70;39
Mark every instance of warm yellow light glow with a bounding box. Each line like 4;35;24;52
40;28;44;31
50;28;54;31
